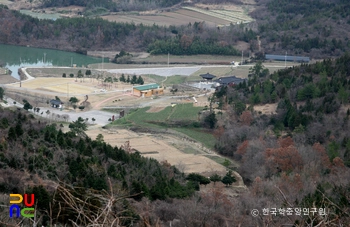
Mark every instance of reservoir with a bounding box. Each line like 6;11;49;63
0;44;104;79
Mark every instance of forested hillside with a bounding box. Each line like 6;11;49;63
40;0;182;11
0;5;246;55
1;56;350;226
0;109;199;226
205;54;350;225
2;0;350;58
214;53;350;165
253;0;350;57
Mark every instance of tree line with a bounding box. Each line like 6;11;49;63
0;6;247;56
252;0;350;57
40;0;182;12
0;106;238;226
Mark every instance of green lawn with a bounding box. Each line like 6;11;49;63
170;103;202;121
112;103;217;149
172;128;216;149
146;74;193;86
114;103;202;124
190;67;235;78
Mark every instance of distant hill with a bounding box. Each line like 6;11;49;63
1;0;350;58
40;0;182;11
251;0;350;58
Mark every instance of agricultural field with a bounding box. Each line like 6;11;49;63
19;10;61;20
86;128;227;174
102;5;254;27
115;104;203;125
112;103;218;148
182;6;254;24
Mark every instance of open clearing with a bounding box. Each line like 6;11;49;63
107;66;202;77
4;61;298;178
130;54;240;65
7;78;99;95
102;5;254;27
86;128;227;174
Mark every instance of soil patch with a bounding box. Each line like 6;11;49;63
0;75;18;84
253;103;278;115
146;106;167;113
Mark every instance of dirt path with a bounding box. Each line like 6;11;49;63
93;93;132;109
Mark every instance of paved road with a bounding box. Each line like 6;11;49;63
2;97;117;126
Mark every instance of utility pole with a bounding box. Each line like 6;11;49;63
168;52;169;67
102;54;104;70
71;57;73;67
241;50;243;65
256;36;261;52
43;53;46;65
285;51;287;68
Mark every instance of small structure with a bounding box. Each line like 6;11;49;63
132;83;164;97
265;54;310;63
119;110;125;118
50;99;63;108
0;67;8;75
200;73;216;81
214;76;246;87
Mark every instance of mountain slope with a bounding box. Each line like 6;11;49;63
251;0;350;58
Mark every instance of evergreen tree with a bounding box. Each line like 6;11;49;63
204;112;217;129
137;76;144;85
69;117;87;136
131;75;137;84
0;87;4;100
120;74;126;82
221;171;236;186
209;174;222;185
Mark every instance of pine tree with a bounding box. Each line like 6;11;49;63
120;74;126;82
131;75;137;84
137;76;144;85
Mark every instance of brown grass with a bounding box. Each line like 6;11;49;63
102;7;236;27
146;106;167;113
86;128;227;174
0;75;19;84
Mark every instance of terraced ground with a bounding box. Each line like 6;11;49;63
102;5;254;27
183;6;254;24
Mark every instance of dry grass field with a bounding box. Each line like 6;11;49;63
7;77;135;99
8;78;95;95
0;75;18;84
86;128;227;174
0;0;11;3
